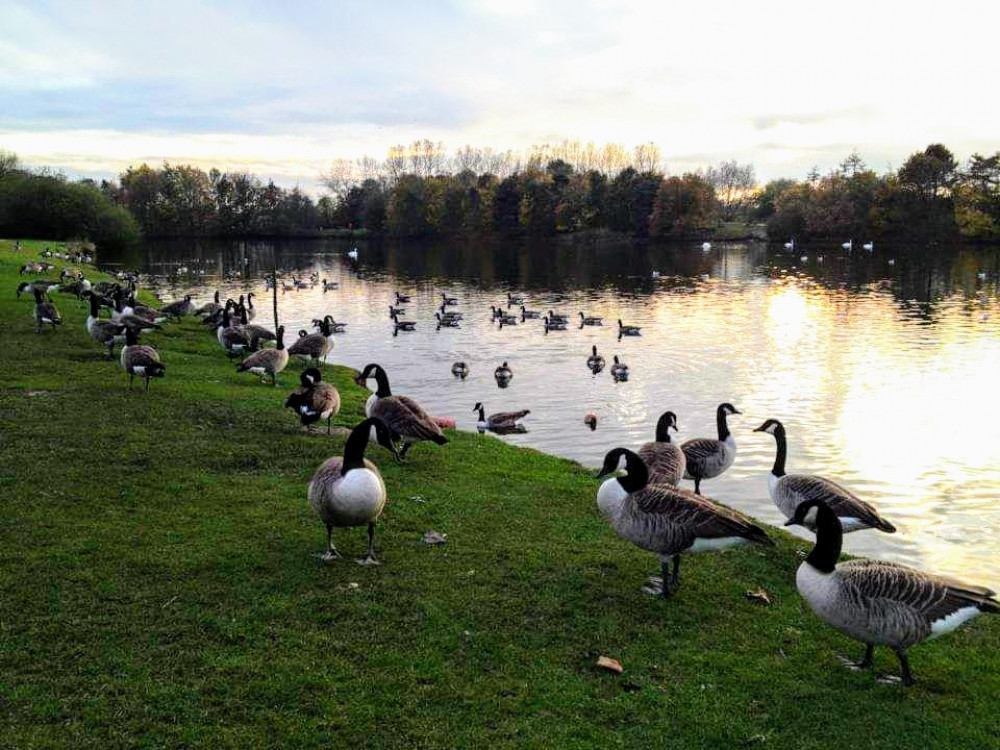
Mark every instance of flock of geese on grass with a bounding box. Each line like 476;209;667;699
13;247;999;689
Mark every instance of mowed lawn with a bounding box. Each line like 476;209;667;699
1;238;998;749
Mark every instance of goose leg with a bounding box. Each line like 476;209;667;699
327;415;332;435
895;648;914;686
858;644;874;669
319;524;341;562
671;555;681;587
399;442;411;459
128;372;134;390
145;376;151;392
693;477;702;495
355;522;381;566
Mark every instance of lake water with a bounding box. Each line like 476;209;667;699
104;236;1000;587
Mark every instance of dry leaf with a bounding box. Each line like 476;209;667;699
596;656;623;674
745;588;772;606
422;530;448;545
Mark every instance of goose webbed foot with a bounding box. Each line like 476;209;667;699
355;553;382;566
838;644;874;671
318;549;342;563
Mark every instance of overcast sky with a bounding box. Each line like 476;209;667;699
2;0;998;191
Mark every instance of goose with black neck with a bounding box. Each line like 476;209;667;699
355;363;447;458
682;402;740;494
638;411;686;486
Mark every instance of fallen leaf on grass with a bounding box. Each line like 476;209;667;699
422;530;447;545
408;495;427;503
596;656;623;674
745;588;772;605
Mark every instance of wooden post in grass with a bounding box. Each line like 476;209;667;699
272;252;279;329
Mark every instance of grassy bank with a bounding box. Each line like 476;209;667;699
2;238;998;749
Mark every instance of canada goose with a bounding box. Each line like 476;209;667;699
543;316;567;332
86;294;127;358
596;448;773;597
435;313;461;328
547;310;569;323
863;241;874;251
473;402;530;431
638;411;686;487
308;417;398;564
786;498;998;686
392;312;416;332
438;305;463;321
579;312;603;326
317;315;347;333
754;419;895;533
288;320;334;363
159;295;193;321
285;367;341;433
441;293;459;306
497;314;518;327
520;306;540;320
120;327;165;391
701;242;712;251
494;361;513;383
507;292;525;306
347;247;359;260
58;278;91;299
237;308;276;349
587;345;605;370
395;292;411;304
491;306;517;324
451;361;469;378
17;280;60;299
388;305;406;317
842;240;853;251
681;402;740;495
610;356;628;380
309;272;320;285
618;319;641;337
236;326;288;385
195;291;222;317
322;279;339;291
32;288;61;333
355;363;447;457
217;308;252;357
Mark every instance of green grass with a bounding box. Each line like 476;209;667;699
1;238;998;749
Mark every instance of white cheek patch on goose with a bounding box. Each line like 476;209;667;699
930;606;981;638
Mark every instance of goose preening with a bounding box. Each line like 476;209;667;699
494;361;513;385
392;312;416;333
618;319;641;337
217;308;252;357
587;345;605;371
236;326;288;385
842;240;853;251
441;293;459;306
355;363;448;457
474;402;530;432
160;295;193;321
754;419;895;533
579;312;603;326
543;315;567;332
610;355;628;381
308;417;396;564
451;361;469;379
520;306;540;319
322;279;339;291
32;288;61;333
288;320;334;363
395;292;411;304
863;241;874;252
285;367;341;433
596;448;773;597
435;312;461;328
638;411;686;487
786;498;998;686
86;294;127;358
347;247;359;260
120;327;165;391
681;402;740;495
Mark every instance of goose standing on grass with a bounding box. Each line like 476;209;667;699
285;368;341;433
754;419;896;533
120;327;165;391
618;319;641;337
217;308;252;357
160;295;193;321
288;319;334;363
32;288;61;333
86;294;127;358
579;311;603;326
786;498;998;686
236;326;288;385
308;417;397;564
638;411;686;486
196;291;222;317
587;345;605;372
595;448;773;597
682;402;740;495
610;355;629;380
451;361;469;379
355;363;448;458
494;361;513;385
237;308;276;349
473;402;530;431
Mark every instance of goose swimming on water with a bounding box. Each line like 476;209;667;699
579;311;603;326
638;411;686;486
595;448;773;597
543;315;567;332
610;355;628;380
494;361;513;384
754;419;895;533
451;361;469;378
618;319;641;337
786;498;998;686
473;402;530;431
586;345;605;372
681;402;740;495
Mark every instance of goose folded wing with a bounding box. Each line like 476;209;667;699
126;345;161;366
681;438;722;461
490;409;530;423
308;384;341;413
782;474;892;529
239;348;277;369
374;397;443;440
838;560;1000;621
636;487;771;542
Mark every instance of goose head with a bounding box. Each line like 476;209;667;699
595;447;649;494
655;411;678;441
302;367;322;386
718;402;741;417
753;418;784;437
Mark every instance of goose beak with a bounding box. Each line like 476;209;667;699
752;425;765;432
